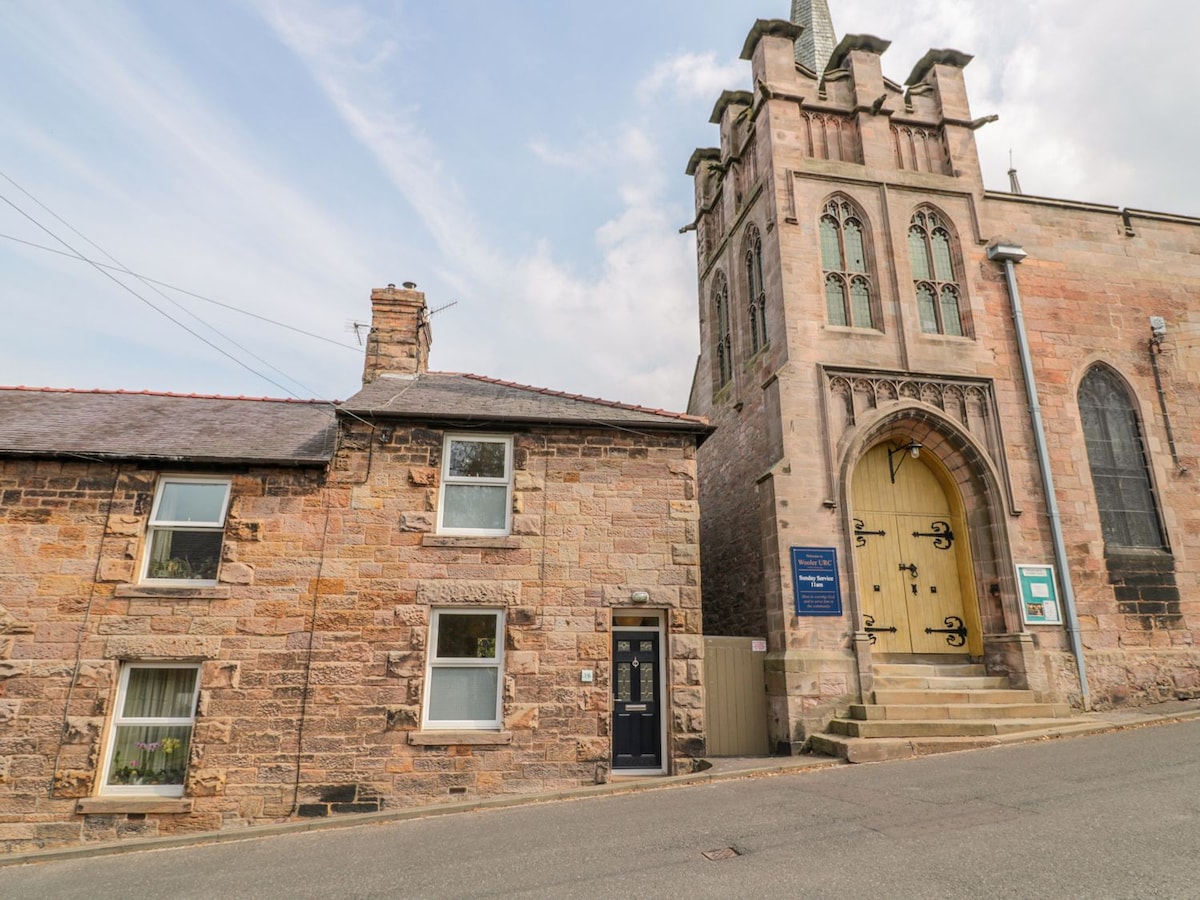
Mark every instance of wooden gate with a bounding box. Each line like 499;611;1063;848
703;636;769;756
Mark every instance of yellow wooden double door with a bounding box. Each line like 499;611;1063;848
851;442;976;655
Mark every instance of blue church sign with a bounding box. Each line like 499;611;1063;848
790;547;842;616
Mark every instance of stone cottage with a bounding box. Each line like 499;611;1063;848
0;284;709;851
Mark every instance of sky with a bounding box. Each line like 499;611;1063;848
3;0;1198;412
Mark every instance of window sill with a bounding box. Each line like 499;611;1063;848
408;731;513;746
77;797;193;815
822;324;884;336
917;331;974;342
114;584;231;599
422;535;522;550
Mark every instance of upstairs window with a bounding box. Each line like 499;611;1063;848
908;207;965;336
143;478;230;582
744;226;768;353
820;198;876;329
1079;366;1166;550
437;435;513;536
712;272;732;390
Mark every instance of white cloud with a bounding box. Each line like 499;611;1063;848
0;2;379;398
252;0;701;409
638;51;747;103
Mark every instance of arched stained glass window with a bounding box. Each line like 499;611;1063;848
744;226;768;354
712;272;732;390
1079;367;1166;549
820;197;877;329
909;208;967;336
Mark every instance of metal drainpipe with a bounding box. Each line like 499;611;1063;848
987;242;1090;709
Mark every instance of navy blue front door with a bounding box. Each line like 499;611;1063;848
612;631;661;769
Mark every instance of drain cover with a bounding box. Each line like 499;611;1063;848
702;847;742;861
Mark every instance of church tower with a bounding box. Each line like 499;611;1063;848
682;0;1200;756
690;1;1200;757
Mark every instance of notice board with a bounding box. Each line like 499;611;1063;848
790;547;842;617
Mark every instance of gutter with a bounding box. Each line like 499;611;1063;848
986;241;1090;709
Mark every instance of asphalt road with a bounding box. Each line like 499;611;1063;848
4;720;1199;899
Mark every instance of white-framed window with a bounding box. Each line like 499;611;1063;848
436;436;513;536
423;609;504;730
101;663;201;797
142;477;231;583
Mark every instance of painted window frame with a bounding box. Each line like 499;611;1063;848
908;207;967;337
819;197;878;330
1078;366;1168;550
99;662;201;798
436;435;514;536
422;609;505;730
141;476;231;584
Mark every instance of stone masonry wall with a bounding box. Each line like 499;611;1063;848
0;423;703;851
978;199;1200;708
690;21;1199;742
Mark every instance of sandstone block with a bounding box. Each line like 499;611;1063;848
399;512;434;532
577;634;608;661
105;515;141;537
103;636;221;659
386;707;419;730
394;605;429;626
511;514;541;535
64;717;101;744
507;651;539;675
220;563;254;585
408;467;438;486
98;559;135;583
504;704;538;730
417;580;520;607
387;651;423;678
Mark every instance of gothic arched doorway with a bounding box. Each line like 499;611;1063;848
851;441;983;656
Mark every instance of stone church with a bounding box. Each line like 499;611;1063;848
687;1;1199;755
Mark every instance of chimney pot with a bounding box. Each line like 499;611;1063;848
402;281;417;289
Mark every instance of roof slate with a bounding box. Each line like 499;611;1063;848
0;388;337;465
342;373;711;434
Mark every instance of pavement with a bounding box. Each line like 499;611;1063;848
6;695;1200;868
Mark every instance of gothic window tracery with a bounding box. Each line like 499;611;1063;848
712;271;732;390
820;197;877;329
908;207;966;336
1078;366;1166;550
744;226;768;353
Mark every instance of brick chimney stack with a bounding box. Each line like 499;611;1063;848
362;283;432;384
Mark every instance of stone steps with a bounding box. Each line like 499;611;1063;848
870;662;986;677
873;688;1035;705
809;721;1102;765
828;717;1069;738
847;702;1074;721
809;660;1082;763
871;675;1013;690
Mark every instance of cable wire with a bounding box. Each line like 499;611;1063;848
0;230;359;353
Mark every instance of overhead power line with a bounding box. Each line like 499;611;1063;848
0;169;373;407
0;231;359;353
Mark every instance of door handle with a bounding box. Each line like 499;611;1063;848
899;562;918;578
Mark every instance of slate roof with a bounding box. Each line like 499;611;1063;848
342;373;711;435
0;387;337;466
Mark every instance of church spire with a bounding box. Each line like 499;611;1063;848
791;0;838;74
